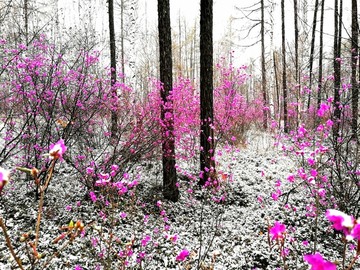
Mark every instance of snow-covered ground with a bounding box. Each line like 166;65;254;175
0;131;358;269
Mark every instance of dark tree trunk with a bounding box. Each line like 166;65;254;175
281;0;288;133
317;0;325;109
351;0;358;139
333;0;342;138
307;0;319;109
199;0;215;186
158;0;179;202
261;0;267;129
108;0;118;139
24;0;28;45
294;0;299;127
273;51;280;125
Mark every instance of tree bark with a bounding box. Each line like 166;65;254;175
199;0;215;186
24;0;29;45
294;0;300;127
281;0;288;133
317;0;325;109
158;0;179;202
307;0;319;109
351;0;358;139
108;0;118;139
120;0;125;83
333;0;342;138
261;0;267;129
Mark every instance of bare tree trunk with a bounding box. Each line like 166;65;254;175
158;0;179;202
351;0;358;139
120;0;125;83
199;0;215;186
24;0;29;44
281;0;288;133
333;0;342;138
317;0;325;109
261;0;267;129
307;0;319;109
294;0;300;127
108;0;118;139
178;12;182;77
273;51;280;125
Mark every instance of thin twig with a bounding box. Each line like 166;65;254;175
35;160;55;247
0;217;25;270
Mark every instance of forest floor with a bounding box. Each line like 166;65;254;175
0;130;357;269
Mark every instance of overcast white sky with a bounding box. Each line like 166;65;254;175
139;0;353;68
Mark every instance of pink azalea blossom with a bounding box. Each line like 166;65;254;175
287;174;295;183
89;191;97;202
303;253;336;270
170;234;178;243
141;235;151;247
351;223;360;240
0;167;10;194
307;158;315;166
326;209;354;231
86;167;94;175
49;139;67;160
176;249;190;261
326;119;334;127
317;103;330;117
270;221;286;240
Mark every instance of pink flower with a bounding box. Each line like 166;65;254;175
269;221;286;240
326;119;334;127
170;234;178;243
317;103;330;117
49;139;67;160
326;209;354;231
271;192;279;201
287;174;295;183
0;167;10;194
89;191;97;202
176;249;190;261
141;235;151;247
310;169;318;177
308;158;315;166
74;266;83;270
156;200;162;207
303;253;336;270
351;223;360;240
86;167;94;175
95;178;110;187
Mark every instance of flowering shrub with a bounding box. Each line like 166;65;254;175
0;37;163;193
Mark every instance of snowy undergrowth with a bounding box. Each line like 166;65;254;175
0;131;358;269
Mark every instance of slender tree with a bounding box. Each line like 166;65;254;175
108;0;118;139
281;0;288;133
333;0;342;138
260;0;267;129
317;0;325;109
120;0;125;83
351;0;359;139
199;0;215;185
307;0;319;109
293;0;299;85
24;0;29;44
157;0;179;201
294;0;300;127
